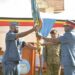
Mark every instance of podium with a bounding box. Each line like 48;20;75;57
22;45;36;75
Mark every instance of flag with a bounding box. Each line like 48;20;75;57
31;0;40;26
31;0;43;75
39;19;56;37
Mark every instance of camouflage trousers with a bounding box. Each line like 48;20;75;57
46;64;60;75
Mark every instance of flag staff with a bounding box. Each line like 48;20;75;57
31;0;42;75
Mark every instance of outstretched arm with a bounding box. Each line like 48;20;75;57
16;25;39;39
16;27;34;39
25;42;37;50
41;42;53;46
42;37;51;41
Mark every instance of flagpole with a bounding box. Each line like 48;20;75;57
31;0;42;75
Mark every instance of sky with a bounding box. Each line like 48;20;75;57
0;0;75;20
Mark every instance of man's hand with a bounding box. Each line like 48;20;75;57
36;33;42;39
26;42;37;50
33;25;41;32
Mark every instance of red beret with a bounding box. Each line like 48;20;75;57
64;20;75;28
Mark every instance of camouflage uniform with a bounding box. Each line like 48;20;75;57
44;44;60;75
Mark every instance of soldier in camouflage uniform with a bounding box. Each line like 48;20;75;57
43;29;61;75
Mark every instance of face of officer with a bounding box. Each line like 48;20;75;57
64;25;73;32
51;33;58;38
10;25;19;33
14;26;19;33
50;30;58;38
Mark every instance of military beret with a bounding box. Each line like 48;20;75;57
64;20;75;28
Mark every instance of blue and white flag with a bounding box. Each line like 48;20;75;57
39;19;56;37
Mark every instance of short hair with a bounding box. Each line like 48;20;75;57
50;30;57;34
